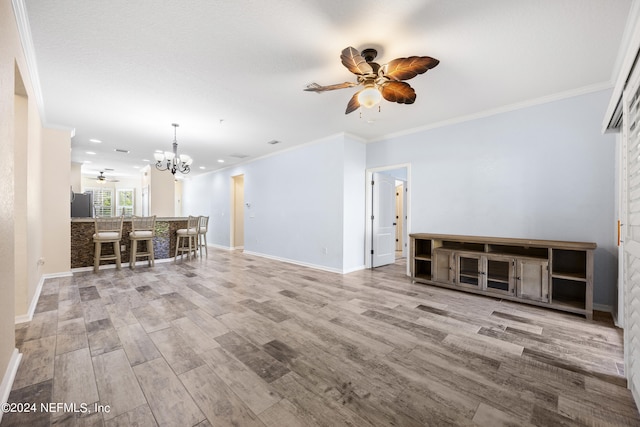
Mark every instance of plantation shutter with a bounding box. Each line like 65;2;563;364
622;68;640;406
87;188;113;217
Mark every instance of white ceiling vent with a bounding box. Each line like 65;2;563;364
114;148;130;153
267;140;280;145
230;153;249;159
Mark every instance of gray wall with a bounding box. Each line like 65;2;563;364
183;89;617;307
182;135;367;273
367;89;617;307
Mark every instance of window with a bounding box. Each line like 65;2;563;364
116;189;134;216
87;188;113;217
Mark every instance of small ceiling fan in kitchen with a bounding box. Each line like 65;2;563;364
304;46;439;114
96;171;119;183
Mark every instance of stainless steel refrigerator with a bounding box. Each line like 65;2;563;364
71;192;93;217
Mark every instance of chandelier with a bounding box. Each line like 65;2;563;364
154;123;193;175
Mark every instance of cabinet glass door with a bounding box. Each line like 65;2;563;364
486;257;514;295
457;254;481;288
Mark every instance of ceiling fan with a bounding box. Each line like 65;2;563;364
97;171;119;183
305;46;439;114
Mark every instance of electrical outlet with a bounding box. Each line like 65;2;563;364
37;257;45;266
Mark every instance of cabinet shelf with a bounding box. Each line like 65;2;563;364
459;276;479;286
414;239;433;259
442;241;485;252
411;233;594;319
551;272;587;282
488;244;547;259
460;270;479;276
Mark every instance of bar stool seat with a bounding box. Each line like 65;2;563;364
93;216;124;273
129;215;156;269
175;216;199;261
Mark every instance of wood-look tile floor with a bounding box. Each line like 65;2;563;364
2;249;639;426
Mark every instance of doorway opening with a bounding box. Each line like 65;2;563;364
365;164;410;275
230;174;245;250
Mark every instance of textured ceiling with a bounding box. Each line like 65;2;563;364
22;0;633;178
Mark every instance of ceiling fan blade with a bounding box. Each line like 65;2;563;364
380;81;416;104
340;47;374;76
304;82;358;92
384;56;439;81
345;91;361;114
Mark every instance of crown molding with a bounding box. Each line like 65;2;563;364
12;0;46;122
371;82;614;143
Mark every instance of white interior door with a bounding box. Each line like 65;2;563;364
372;172;396;267
395;183;403;252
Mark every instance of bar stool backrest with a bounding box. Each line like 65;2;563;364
95;216;124;238
198;216;209;232
187;215;199;232
132;215;156;234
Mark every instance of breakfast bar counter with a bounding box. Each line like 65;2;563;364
71;217;189;268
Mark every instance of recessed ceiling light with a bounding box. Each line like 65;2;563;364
217;159;225;163
83;160;92;164
89;139;102;143
155;150;163;153
86;151;96;155
199;166;206;170
142;159;150;162
133;166;140;169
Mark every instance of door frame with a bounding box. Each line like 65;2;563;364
230;174;245;249
365;163;411;275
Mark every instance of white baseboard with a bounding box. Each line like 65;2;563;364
593;303;613;313
14;271;72;324
15;271;73;325
343;265;366;274
0;349;22;424
208;243;232;251
243;250;351;274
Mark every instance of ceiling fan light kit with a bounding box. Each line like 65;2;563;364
305;46;439;114
154;123;193;175
358;86;382;108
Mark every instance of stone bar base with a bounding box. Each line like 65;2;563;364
71;217;189;269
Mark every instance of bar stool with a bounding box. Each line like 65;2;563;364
93;216;124;273
197;216;209;258
175;215;199;261
129;215;156;269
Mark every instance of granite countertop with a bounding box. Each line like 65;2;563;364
71;217;190;222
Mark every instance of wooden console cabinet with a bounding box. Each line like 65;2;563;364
410;233;595;319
